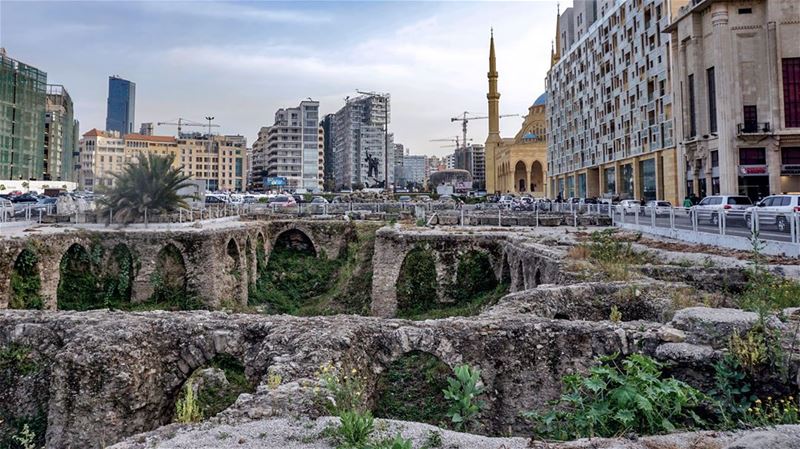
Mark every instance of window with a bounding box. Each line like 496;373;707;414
743;105;758;132
688;74;697;137
712;177;720;195
711;150;719;168
707;67;717;133
782;147;800;164
728;196;753;205
738;8;752;14
740;148;766;165
784;58;800;127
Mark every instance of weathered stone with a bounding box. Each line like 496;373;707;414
670;307;781;348
657;326;686;343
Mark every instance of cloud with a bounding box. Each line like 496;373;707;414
145;1;332;24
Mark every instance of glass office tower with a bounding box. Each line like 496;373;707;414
105;76;135;136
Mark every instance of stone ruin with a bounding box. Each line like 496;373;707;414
0;219;799;449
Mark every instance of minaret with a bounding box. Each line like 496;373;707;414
485;29;500;194
487;29;500;143
551;3;561;67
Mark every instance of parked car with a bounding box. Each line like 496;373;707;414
310;196;329;204
744;194;800;232
10;193;39;204
269;195;296;207
691;195;753;225
417;195;432;202
0;199;14;219
644;200;672;216
398;195;412;203
498;195;515;207
617;199;643;215
205;194;228;204
30;197;57;214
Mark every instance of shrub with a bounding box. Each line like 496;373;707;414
11;424;37;449
371;434;413;449
738;234;800;312
451;251;497;301
609;305;622;323
395;246;438;317
744;396;800;425
175;380;203;423
526;353;706;440
443;364;485;431
316;362;367;415
9;249;42;310
336;410;374;449
373;351;451;425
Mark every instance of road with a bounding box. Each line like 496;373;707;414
614;211;794;243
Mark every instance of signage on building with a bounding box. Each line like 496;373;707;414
739;165;768;176
264;177;288;187
782;165;800;175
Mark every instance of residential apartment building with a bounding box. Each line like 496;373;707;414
547;0;685;204
444;153;455;170
79;130;248;192
253;101;323;192
330;94;394;190
249;126;269;191
393;143;405;185
320;113;335;191
78;129;125;189
178;134;248;192
398;154;427;189
106;76;135;136
0;49;47;180
666;0;800;201
44;85;78;181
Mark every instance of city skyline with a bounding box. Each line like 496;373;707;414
1;0;557;157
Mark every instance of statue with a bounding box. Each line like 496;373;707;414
365;152;380;179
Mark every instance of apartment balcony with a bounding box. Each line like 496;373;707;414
736;122;771;136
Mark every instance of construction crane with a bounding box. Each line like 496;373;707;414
430;137;472;149
450;111;518;150
157;117;219;136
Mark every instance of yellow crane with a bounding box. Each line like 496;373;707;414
450;111;518;150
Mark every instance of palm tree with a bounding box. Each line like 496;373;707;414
101;153;195;224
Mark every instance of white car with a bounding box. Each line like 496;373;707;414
0;199;13;219
644;200;672;216
498;195;515;207
617;200;643;215
691;195;752;225
744;194;800;232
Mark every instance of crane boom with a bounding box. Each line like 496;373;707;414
449;111;519;151
157;117;219;136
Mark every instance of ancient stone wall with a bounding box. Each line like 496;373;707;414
0;220;355;310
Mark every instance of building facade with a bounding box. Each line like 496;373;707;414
0;50;47;180
667;0;800;201
454;143;487;190
398;154;426;189
249;126;269;191
330;94;394;190
547;0;684;204
485;32;548;196
320;113;335;191
78;129;125;189
178;134;248;192
254;101;323;192
44;85;78;182
106;76;135;136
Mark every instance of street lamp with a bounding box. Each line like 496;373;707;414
356;90;391;194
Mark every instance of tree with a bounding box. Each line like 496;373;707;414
101;153;195;224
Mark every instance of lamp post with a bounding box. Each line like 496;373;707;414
356;90;391;193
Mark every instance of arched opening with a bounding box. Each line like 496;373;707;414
10;249;42;309
531;161;544;194
251;229;337;313
273;229;316;257
514;161;527;193
101;244;133;307
453;250;497;301
225;239;243;303
534;268;542;287
151;244;189;308
395;245;438;318
373;351;451;425
553;312;571;320
500;254;512;286
57;243;100;311
515;263;525;291
171;353;254;424
255;233;267;276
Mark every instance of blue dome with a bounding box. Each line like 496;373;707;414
532;92;547;106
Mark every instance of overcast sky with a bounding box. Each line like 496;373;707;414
1;0;557;157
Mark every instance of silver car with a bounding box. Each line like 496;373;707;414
691;195;752;225
744;194;800;232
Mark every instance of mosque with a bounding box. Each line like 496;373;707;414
484;30;548;196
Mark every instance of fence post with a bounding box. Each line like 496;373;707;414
498;208;501;226
144;208;148;227
793;211;798;244
460;207;464;227
535;208;539;227
720;210;726;236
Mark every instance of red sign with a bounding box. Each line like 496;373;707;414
739;165;767;175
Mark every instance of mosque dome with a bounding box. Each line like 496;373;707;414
532;92;547;106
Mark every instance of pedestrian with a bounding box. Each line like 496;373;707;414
682;196;693;208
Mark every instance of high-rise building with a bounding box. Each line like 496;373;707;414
331;94;394;190
44;85;78;181
454;143;486;189
320;113;335;191
78;129;125;189
139;123;154;136
0;50;47;180
666;0;800;201
249;126;270;191
106;76;135;136
444;153;455;170
399;154;426;189
393;143;405;186
255;100;323;192
546;0;683;204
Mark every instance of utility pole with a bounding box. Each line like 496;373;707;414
357;90;391;193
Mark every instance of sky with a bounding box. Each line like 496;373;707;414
0;0;557;158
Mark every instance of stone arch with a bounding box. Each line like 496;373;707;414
395;245;438;318
10;248;42;309
453;249;497;301
514;161;527;192
102;243;134;306
255;232;267;276
533;268;542;287
273;228;317;257
500;254;512;286
531;160;544;194
225;238;244;301
152;243;187;302
57;243;100;310
372;350;451;425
